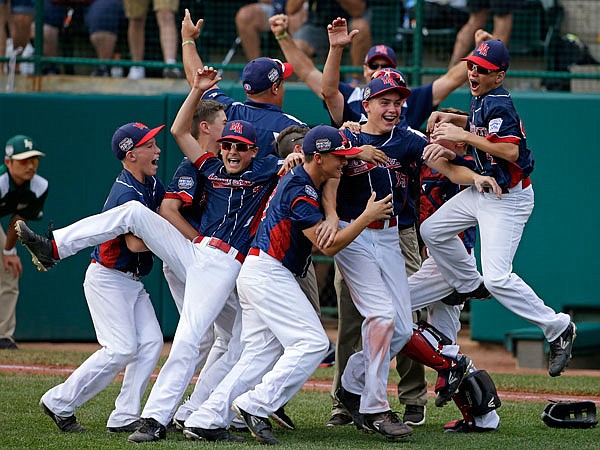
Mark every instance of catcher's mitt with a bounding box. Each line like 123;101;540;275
541;400;598;429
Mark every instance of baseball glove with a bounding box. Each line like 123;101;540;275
541;400;598;429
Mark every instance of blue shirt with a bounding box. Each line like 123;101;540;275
252;165;323;277
194;152;283;254
466;85;534;189
203;88;307;158
337;125;427;226
91;169;165;276
165;157;205;232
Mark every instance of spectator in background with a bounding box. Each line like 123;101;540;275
0;135;48;350
0;0;34;73
42;0;126;76
449;0;518;67
235;0;307;62
403;0;468;30
125;0;180;79
286;0;371;82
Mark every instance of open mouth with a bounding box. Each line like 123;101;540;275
227;157;241;169
151;156;159;166
469;78;480;91
382;114;397;125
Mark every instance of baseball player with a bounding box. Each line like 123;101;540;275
38;122;165;433
425;39;575;377
329;73;502;439
179;125;392;445
0;135;48;350
181;9;308;158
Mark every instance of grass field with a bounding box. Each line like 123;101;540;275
0;349;598;450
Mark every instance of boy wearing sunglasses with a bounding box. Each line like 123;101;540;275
426;40;576;378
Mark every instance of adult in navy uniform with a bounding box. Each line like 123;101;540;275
426;39;576;378
39;122;165;433
181;8;307;158
0;135;48;350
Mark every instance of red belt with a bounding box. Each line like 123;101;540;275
91;259;140;278
198;236;245;264
341;216;398;229
487;177;531;194
249;247;261;257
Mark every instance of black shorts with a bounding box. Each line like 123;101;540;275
467;0;520;16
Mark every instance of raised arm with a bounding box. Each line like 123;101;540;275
322;17;358;126
181;8;206;87
269;14;324;98
171;67;221;162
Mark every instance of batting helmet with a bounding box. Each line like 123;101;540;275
541;401;598;429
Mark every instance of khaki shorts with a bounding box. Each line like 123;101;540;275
123;0;179;19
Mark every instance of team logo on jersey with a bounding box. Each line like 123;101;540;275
488;118;503;134
304;185;318;200
178;176;194;190
477;42;490;56
315;138;332;152
119;137;135;153
267;67;279;83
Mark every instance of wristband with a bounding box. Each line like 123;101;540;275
182;40;196;47
275;32;288;41
3;247;17;256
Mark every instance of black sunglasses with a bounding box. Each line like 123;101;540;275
368;62;393;71
467;61;497;75
220;141;255;152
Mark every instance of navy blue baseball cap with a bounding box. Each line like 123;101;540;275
218;120;258;145
462;39;510;72
302;125;361;156
364;44;397;67
242;57;293;94
363;75;411;101
111;122;165;160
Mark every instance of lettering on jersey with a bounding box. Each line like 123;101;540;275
477;42;490;56
207;173;254;188
488;118;503;134
304;185;318;200
472;124;488;138
177;176;194;190
315;138;332;152
395;172;408;188
119;137;135;153
229;121;244;134
345;159;373;176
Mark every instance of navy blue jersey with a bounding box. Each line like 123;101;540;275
337;125;427;224
194;152;283;254
165;157;205;232
203;88;307;158
253;165;323;277
91;169;165;276
466;85;534;189
338;82;434;130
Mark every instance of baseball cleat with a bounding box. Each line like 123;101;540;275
270;406;295;430
182;426;245;442
40;399;85;433
232;401;279;445
444;419;498;433
441;281;492;306
106;420;141;433
548;322;576;377
325;412;353;427
402;404;426;426
334;386;366;430
435;354;473;407
169;417;185;432
127;417;166;443
15;220;58;271
363;410;413;440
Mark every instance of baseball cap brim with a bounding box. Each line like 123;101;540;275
9;150;45;160
135;124;166;148
331;147;362;156
217;135;256;145
281;62;293;79
461;55;500;71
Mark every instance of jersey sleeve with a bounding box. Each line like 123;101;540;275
202;88;235;109
166;160;199;206
483;99;522;145
290;196;323;230
403;84;433;130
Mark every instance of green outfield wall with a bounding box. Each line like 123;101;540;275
1;85;598;342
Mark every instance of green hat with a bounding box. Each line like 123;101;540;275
5;135;45;160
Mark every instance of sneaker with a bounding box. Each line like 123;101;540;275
183;426;245;442
363;410;413;439
162;67;182;79
106;420;141;433
232;401;279;445
270;406;295;430
444;419;497;433
127;417;166;443
441;282;492;305
0;338;18;349
334;386;365;430
91;65;110;77
548;322;576;377
128;66;145;80
15;220;58;271
402;404;426;426
435;354;473;407
325;412;353;427
40;399;84;433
